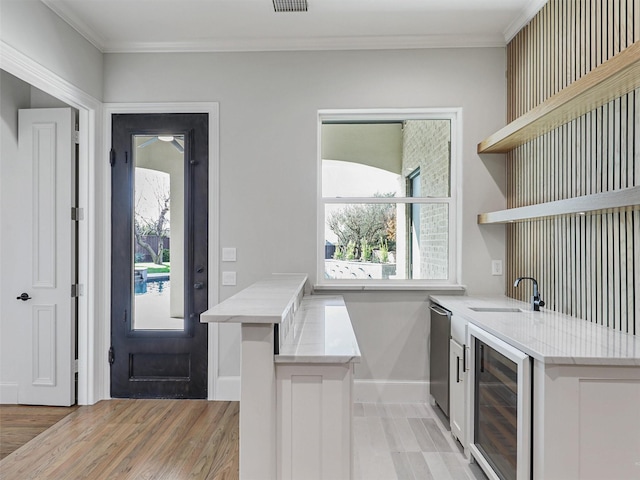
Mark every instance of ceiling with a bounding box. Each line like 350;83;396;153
41;0;547;53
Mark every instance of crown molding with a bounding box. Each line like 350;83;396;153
0;40;101;108
100;33;506;54
503;0;548;43
41;0;107;52
41;0;542;53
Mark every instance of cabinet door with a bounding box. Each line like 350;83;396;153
276;364;353;480
449;338;466;446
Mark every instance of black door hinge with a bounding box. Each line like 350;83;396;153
71;207;83;221
108;346;115;365
110;148;116;166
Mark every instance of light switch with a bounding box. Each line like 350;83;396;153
222;271;236;286
222;247;237;262
491;260;503;276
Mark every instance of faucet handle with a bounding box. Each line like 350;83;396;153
532;295;545;311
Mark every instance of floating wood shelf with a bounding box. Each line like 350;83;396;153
478;41;640;154
477;186;640;224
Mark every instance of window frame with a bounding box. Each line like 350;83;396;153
316;108;462;289
407;167;421;280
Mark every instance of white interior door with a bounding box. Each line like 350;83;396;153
4;108;76;406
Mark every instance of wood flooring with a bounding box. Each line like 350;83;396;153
0;404;79;460
0;400;239;480
1;399;482;480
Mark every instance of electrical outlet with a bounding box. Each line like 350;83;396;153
491;260;503;276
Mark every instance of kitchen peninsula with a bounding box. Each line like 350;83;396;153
201;274;361;480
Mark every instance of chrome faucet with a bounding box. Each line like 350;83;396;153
514;277;546;311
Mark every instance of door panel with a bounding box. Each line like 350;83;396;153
9;108;75;406
110;113;208;399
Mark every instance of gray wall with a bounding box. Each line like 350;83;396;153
1;0;509;387
0;0;103;100
104;48;508;381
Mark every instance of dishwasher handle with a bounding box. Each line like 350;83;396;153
429;304;451;317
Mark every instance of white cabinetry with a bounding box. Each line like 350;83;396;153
449;338;465;446
449;313;468;451
533;363;640;480
276;363;354;480
429;294;640;480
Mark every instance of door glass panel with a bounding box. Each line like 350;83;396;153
132;134;184;330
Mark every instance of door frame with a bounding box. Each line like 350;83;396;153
1;41;101;405
2;42;222;403
103;103;220;400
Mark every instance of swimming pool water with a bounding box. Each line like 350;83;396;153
135;279;170;296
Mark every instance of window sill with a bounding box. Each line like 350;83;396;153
313;283;466;292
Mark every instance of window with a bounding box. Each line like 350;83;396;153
318;109;460;286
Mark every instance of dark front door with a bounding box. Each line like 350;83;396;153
110;113;208;398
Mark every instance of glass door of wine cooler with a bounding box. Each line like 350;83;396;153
475;338;518;479
469;324;531;480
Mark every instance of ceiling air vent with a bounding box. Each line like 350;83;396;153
273;0;308;13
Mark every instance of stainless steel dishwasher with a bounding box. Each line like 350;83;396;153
429;303;451;418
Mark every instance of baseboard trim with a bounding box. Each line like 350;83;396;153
354;380;429;404
0;383;19;404
212;375;240;401
211;377;426;403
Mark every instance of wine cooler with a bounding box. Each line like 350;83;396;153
468;324;532;480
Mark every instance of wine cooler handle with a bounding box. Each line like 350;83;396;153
462;343;467;372
479;344;485;372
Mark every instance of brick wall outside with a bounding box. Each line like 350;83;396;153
402;120;450;279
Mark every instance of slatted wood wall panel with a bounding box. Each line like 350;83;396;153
505;0;640;335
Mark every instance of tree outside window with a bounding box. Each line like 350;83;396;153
319;110;458;284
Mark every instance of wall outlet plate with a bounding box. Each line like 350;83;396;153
222;247;236;262
491;260;503;276
222;271;236;286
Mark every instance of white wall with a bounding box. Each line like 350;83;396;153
0;0;103;101
104;48;508;385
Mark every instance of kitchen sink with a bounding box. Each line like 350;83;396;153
469;307;525;313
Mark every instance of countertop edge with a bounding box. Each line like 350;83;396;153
430;294;640;366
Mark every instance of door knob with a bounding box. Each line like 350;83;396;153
193;282;204;290
16;293;32;301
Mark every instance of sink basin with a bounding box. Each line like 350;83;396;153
469;307;525;313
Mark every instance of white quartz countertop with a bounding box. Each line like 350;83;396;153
429;294;640;366
200;274;307;324
276;295;361;364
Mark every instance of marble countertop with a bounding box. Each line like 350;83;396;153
430;294;640;366
200;273;307;324
275;295;361;364
200;273;361;363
